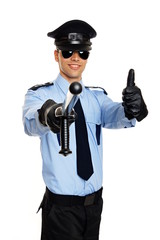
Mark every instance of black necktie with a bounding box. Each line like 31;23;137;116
74;99;94;180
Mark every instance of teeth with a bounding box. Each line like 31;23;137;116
69;64;79;69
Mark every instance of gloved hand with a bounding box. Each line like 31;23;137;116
38;99;76;133
122;69;148;122
38;99;62;133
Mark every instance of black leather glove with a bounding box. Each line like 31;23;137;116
39;99;76;133
122;69;148;122
38;99;61;133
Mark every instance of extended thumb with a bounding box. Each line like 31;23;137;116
127;69;135;87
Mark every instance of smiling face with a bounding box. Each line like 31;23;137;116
54;49;88;83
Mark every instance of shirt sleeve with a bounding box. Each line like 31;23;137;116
22;90;50;136
95;90;136;129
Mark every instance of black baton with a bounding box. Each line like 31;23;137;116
58;82;82;156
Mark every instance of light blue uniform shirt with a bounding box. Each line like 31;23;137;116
23;74;136;196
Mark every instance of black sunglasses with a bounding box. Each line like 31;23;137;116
60;50;90;60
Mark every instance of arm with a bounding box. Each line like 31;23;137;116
23;82;78;142
22;90;50;136
101;97;136;129
101;69;148;129
22;89;66;136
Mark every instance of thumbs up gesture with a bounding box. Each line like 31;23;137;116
122;69;148;121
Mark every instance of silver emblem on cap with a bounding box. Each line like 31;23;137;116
68;33;83;41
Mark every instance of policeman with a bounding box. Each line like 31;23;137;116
23;20;148;240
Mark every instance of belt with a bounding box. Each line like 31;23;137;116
45;187;103;207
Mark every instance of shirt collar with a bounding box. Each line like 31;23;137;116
55;74;70;95
55;73;85;97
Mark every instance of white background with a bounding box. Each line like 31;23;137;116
0;0;160;239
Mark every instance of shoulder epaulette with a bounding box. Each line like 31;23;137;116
29;82;54;91
85;86;108;95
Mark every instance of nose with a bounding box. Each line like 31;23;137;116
71;51;79;61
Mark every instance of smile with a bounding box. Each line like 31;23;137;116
68;64;81;70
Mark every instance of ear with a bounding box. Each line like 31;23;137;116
54;50;59;62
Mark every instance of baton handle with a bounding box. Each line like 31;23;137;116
59;116;72;156
59;82;82;156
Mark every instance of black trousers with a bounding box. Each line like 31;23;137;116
38;188;103;240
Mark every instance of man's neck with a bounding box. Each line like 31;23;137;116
59;72;82;84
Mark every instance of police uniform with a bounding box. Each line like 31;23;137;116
23;20;136;240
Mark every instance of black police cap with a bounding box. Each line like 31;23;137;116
47;20;97;51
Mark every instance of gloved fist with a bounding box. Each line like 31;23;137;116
38;99;76;133
122;69;148;122
38;99;62;133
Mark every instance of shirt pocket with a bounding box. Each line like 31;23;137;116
85;110;102;146
84;102;101;124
